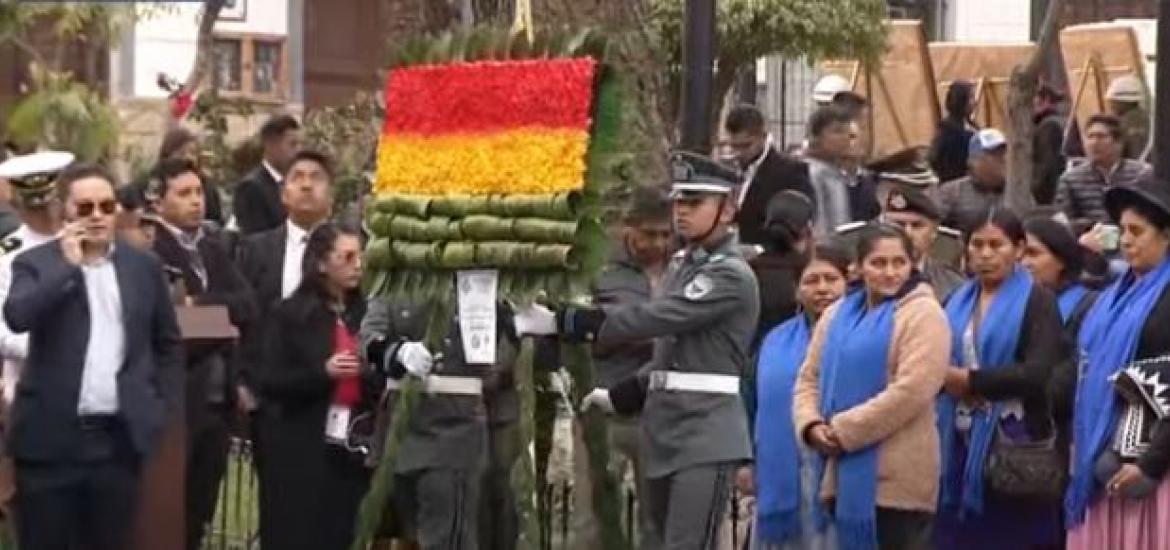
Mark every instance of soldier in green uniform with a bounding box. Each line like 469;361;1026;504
362;297;521;549
880;186;965;302
515;151;759;549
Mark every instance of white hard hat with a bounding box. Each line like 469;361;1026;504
1106;74;1145;103
813;74;853;104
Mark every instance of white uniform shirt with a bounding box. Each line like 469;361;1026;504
0;225;59;404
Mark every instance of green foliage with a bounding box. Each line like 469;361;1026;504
648;0;888;68
644;0;887;147
186;89;256;185
301;93;383;216
5;64;119;160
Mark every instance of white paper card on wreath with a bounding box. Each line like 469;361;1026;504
457;269;498;365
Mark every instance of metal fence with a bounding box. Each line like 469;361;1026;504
203;437;260;550
199;439;749;550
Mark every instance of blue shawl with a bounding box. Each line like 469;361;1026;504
813;288;895;550
1057;284;1090;324
937;267;1032;517
754;314;812;544
1066;258;1170;526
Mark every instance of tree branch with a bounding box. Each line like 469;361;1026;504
1004;0;1064;212
182;0;227;92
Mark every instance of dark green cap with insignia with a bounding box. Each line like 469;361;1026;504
884;185;942;222
668;150;740;198
867;147;939;189
0;150;75;208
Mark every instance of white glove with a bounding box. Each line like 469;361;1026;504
395;342;434;378
579;388;614;414
513;304;557;336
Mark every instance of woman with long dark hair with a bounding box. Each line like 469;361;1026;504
1021;215;1100;517
1067;179;1170;549
933;208;1068;549
930;80;977;183
258;222;376;550
793;224;950;549
743;243;850;549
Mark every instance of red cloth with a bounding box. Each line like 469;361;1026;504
332;319;360;406
169;90;194;119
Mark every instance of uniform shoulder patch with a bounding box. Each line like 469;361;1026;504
683;273;714;300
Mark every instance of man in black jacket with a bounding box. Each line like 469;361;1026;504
4;163;183;550
724;104;813;246
232;115;302;235
236;149;334;546
147;158;257;550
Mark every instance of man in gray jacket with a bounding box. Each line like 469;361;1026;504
516;151;760;549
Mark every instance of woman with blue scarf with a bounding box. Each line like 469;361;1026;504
933;208;1069;549
1022;216;1101;468
794;224;950;550
741;243;851;549
1067;179;1170;549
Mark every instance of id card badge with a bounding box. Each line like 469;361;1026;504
324;404;351;443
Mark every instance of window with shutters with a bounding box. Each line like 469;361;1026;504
211;34;288;100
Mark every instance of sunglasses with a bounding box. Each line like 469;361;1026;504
75;199;117;217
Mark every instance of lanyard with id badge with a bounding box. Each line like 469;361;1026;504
325;318;362;447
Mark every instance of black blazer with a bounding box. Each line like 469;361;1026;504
233;165;285;235
259;289;378;428
736;148;813;246
3;240;183;461
236;225;290;394
968;283;1068;441
153;227;257;409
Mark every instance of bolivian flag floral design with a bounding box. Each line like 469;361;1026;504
353;28;624;550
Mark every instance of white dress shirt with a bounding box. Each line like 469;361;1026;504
737;134;773;208
263;159;283;186
77;252;125;415
281;220;310;299
0;225;60;404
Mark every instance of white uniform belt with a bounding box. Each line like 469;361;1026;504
648;371;739;394
385;375;483;396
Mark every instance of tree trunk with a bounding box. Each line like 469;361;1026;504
1005;0;1063;212
705;60;742;153
182;0;228;93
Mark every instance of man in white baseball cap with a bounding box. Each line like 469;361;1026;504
936;129;1011;227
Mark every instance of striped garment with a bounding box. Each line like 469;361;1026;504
1055;158;1151;229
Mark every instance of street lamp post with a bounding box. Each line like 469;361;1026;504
679;0;716;154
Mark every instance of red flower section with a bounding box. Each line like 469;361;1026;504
382;58;597;136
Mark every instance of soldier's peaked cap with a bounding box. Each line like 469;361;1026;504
669;150;739;198
0;150;75;203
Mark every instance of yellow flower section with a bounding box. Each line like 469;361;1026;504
374;128;589;197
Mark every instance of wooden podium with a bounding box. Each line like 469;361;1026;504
132;305;238;550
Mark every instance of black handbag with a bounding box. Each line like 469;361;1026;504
983;420;1067;502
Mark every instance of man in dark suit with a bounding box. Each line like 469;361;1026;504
3;163;183;550
724;104;813;246
232;114;302;235
235;149;334;546
147;157;257;549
